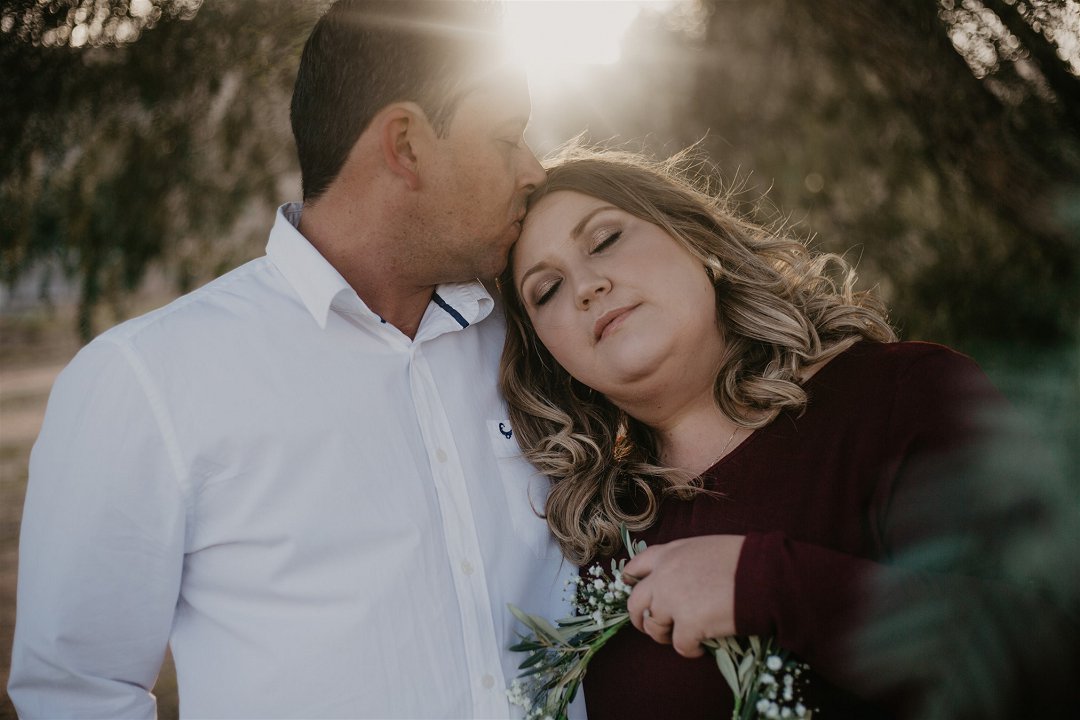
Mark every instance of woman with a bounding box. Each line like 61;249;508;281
498;147;1070;718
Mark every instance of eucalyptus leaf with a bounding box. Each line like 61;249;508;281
620;524;635;558
518;652;545;670
714;643;741;695
738;651;756;685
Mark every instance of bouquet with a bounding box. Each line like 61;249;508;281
508;527;811;720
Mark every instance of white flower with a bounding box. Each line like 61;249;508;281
506;679;532;710
759;672;776;685
766;655;783;671
795;702;807;717
781;709;793;718
756;698;771;713
766;702;781;719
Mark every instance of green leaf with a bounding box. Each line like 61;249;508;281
620;524;634;557
510;604;567;645
713;644;741;695
738;651;756;685
531;616;568;643
518;652;546;670
749;635;762;656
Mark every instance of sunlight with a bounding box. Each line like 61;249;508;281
502;1;679;90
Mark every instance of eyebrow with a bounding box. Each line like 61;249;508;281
517;205;619;296
497;116;530;132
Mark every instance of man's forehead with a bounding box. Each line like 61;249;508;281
452;88;532;135
459;66;532;109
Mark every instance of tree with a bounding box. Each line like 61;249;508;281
1;0;316;339
688;0;1079;349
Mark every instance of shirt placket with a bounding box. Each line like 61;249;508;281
408;344;508;718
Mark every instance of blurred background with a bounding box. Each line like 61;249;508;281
1;0;1077;717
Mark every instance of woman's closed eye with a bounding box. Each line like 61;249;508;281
590;229;622;253
534;277;562;306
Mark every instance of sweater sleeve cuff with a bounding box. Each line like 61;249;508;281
734;530;784;637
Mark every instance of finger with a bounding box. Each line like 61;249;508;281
626;582;651;633
621;546;659;583
671;624;706;659
643;610;674;645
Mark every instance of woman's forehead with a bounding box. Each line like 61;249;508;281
513;191;615;274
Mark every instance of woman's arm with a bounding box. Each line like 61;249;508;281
621;347;1079;716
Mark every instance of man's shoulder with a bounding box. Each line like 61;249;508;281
98;256;283;348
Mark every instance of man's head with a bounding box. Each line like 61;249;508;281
291;0;544;282
291;0;504;202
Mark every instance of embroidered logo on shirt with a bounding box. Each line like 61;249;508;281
499;422;513;439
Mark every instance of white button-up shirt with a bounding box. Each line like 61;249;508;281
10;204;578;719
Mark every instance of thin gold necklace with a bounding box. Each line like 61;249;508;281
715;425;742;462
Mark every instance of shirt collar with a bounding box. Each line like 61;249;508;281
266;202;495;331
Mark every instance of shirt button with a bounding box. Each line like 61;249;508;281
481;674;495;689
460;560;474;576
435;448;448;463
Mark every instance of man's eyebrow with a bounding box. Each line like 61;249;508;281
496;116;529;133
517;205;619;295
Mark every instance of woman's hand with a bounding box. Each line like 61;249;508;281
622;534;746;658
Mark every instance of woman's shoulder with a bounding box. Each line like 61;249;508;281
813;341;1002;429
838;338;972;363
820;340;981;384
805;340;998;422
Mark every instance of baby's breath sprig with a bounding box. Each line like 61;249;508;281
507;526;813;720
705;636;813;719
506;527;642;720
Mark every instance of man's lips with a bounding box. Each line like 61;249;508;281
594;304;638;341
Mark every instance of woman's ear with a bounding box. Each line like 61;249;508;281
376;102;431;191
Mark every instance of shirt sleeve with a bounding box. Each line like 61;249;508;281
733;346;1079;716
8;337;187;719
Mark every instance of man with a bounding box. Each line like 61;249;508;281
9;1;574;717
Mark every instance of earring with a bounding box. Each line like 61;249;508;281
704;259;721;282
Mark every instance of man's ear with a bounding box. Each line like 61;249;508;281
376;103;432;191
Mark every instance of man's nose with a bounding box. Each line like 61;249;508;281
518;148;546;192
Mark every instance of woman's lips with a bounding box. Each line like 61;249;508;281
594;304;638;341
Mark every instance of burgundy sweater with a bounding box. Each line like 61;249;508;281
580;341;1072;718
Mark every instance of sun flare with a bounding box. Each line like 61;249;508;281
502;1;678;90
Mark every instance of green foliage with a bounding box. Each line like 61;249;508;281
1;0;316;339
685;0;1080;351
2;0;1077;362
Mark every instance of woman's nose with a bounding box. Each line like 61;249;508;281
575;273;611;310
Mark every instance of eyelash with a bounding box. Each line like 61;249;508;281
532;229;622;307
535;279;561;307
591;229;621;253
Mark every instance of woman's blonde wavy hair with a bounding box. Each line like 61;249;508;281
498;145;896;565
